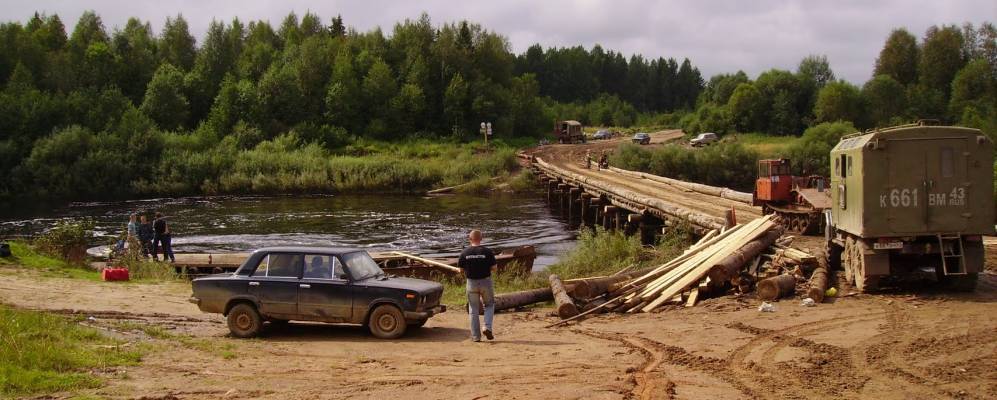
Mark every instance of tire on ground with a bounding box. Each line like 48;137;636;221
227;303;262;338
368;304;407;339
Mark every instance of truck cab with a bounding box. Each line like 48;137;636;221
753;159;793;205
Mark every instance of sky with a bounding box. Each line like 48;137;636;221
3;0;994;84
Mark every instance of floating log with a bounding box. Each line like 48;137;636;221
756;274;797;301
707;226;785;284
606;166;753;204
807;267;829;303
549;274;579;319
388;251;462;273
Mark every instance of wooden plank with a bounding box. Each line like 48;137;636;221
389;251;462;273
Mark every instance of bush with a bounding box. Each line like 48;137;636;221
786;121;857;176
611;142;760;191
33;220;94;263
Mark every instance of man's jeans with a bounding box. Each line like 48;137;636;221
153;235;175;262
466;277;495;340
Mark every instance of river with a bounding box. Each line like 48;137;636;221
0;194;576;270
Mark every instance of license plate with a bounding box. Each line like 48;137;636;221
873;241;903;250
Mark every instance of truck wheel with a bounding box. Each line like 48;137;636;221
939;272;978;292
227;303;262;338
368;305;407;339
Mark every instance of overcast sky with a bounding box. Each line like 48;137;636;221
4;0;994;84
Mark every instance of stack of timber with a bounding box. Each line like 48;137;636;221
606;166;754;205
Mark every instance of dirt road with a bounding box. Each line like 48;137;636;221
529;130;763;223
3;265;996;400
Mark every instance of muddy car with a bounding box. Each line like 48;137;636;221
632;132;651;144
189;247;445;339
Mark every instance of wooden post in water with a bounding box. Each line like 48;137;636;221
640;215;661;245
625;213;642;236
579;193;592;227
557;184;569;217
603;205;617;230
589;198;602;229
568;188;581;224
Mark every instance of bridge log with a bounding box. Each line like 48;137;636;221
607;166;753;204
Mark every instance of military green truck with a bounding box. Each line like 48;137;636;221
825;122;995;291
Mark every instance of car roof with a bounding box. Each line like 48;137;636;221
252;246;364;256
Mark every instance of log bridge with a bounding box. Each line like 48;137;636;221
529;156;761;244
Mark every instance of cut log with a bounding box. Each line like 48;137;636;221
807;267;828;303
707;226;785;284
575;266;657;299
493;287;553;312
756;274;797;301
772;245;817;264
389;251;462;273
549;274;579;319
606;166;753;204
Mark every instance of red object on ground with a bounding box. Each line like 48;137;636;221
101;267;130;281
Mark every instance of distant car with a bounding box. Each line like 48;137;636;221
189;247;445;339
632;132;651;145
691;132;718;147
593;130;613;140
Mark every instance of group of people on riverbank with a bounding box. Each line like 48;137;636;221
124;212;174;262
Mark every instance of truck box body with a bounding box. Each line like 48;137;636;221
830;125;995;239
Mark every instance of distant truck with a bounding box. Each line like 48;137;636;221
753;158;831;235
825;122;995;292
554;120;586;144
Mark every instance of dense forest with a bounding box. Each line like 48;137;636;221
0;11;704;201
0;11;993;203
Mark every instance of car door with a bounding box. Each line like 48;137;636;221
247;253;302;318
297;254;353;322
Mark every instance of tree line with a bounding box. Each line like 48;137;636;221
0;11;705;201
680;23;996;138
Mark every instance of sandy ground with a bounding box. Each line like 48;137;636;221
2;264;997;400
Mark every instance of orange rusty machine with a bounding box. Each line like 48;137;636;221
753;158;831;235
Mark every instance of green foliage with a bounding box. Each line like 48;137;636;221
547;227;642;278
140;63;189;130
0;305;144;397
862;74;908;127
727;82;765;132
611;142;759;191
797;54;835;89
0;241;99;280
949;59;996;119
33;219;94;261
680;103;732;135
874;28;919;85
786;121;857;176
814;81;866;127
919;25;966;99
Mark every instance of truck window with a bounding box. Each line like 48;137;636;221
846;156;853;177
839;155;847;178
940;147;954;178
759;163;769;178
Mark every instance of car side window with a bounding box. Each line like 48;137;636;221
303;255;348;281
266;254;303;278
250;255;269;277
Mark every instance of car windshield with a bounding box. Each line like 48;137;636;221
341;251;384;280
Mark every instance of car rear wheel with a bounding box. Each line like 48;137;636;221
227;303;262;338
368;304;407;339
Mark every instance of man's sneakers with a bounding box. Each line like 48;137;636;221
483;329;494;341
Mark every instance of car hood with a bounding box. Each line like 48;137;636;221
356;276;443;294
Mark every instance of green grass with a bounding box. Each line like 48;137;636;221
0;305;144;397
0;241;100;281
728;132;799;158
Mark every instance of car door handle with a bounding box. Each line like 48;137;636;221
248;282;259;286
299;284;311;289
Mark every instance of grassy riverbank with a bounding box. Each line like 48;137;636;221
0;305;145;397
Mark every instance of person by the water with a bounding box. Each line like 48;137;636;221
457;229;496;342
152;212;175;263
126;214;138;242
138;214;154;258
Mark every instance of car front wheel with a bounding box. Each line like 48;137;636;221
368;304;407;339
227;303;262;338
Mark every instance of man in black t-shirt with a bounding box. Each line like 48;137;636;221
152;212;175;263
457;230;496;342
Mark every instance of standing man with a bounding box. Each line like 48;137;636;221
152;212;175;263
457;229;496;342
138;215;154;258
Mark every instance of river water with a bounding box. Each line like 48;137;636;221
0;194;576;270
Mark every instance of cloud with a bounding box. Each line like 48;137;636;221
4;0;993;83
